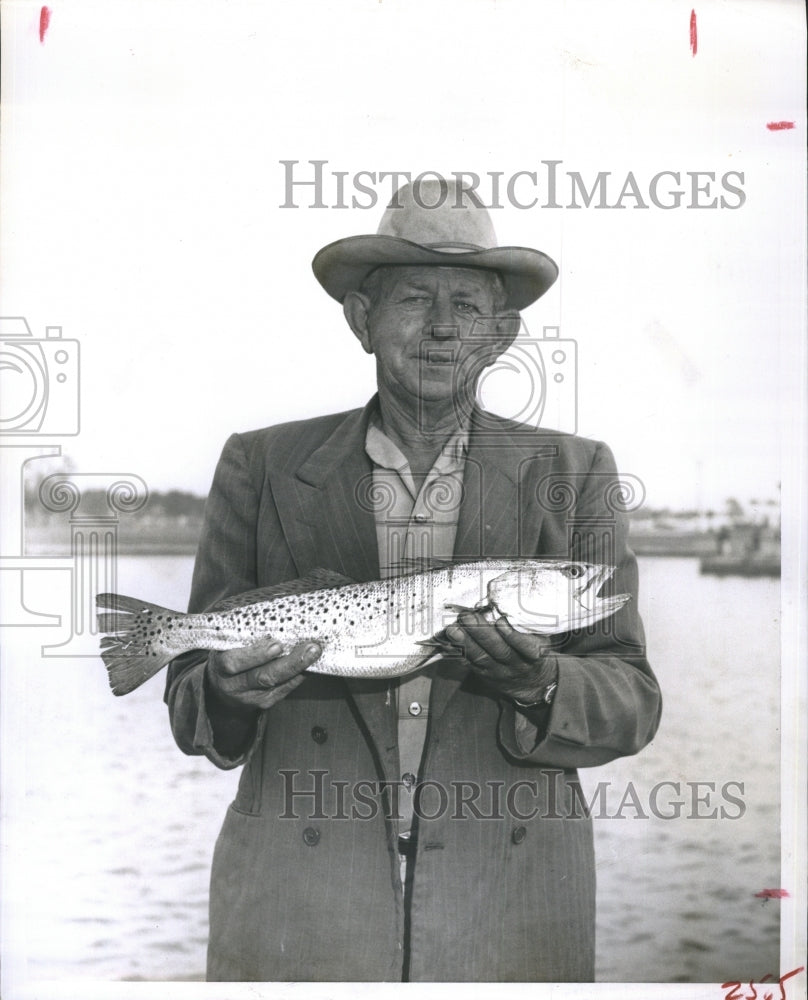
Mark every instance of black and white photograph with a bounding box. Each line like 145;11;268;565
1;1;805;997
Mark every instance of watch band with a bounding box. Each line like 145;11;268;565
513;680;558;710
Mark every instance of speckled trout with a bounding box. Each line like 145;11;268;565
97;560;629;696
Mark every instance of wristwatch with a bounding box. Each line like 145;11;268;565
513;680;558;709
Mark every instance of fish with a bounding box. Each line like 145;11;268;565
96;559;629;696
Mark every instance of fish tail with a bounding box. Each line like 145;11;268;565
95;593;183;696
96;592;168;613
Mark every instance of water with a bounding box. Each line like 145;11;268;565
2;556;781;983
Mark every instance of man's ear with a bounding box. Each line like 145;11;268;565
343;291;373;354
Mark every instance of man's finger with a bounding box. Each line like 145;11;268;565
446;620;509;670
251;672;308;709
492;617;552;660
251;641;323;688
212;636;285;676
453;612;522;664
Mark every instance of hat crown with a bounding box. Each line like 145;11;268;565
377;179;498;253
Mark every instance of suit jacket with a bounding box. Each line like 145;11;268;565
165;398;661;982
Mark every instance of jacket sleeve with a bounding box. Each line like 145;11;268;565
498;439;662;768
163;432;267;770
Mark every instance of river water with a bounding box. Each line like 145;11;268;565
2;556;782;984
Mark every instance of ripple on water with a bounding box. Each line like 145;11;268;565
147;940;192;953
680;938;712;953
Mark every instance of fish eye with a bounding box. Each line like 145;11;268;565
562;564;585;579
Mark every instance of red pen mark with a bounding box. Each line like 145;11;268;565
39;6;51;43
766;121;795;131
689;9;697;56
722;967;805;1000
754;888;790;899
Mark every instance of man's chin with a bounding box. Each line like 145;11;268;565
411;381;478;420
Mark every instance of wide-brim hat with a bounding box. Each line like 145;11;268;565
312;179;558;311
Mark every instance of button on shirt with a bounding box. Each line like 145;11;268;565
364;419;469;837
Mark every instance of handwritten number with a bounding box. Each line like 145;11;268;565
721;968;805;1000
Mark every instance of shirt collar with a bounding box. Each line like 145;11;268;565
364;415;469;477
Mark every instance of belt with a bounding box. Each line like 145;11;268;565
398;832;417;858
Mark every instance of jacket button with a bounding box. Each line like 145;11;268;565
311;725;327;744
512;825;527;845
302;827;321;847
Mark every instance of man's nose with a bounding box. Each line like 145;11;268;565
425;297;458;339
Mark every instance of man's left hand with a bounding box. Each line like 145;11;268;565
445;611;555;703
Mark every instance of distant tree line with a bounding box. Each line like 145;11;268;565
25;485;206;521
141;490;207;519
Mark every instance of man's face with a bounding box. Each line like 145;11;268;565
355;266;516;411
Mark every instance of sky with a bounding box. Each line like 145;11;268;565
1;0;805;514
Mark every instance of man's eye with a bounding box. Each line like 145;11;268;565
455;302;481;314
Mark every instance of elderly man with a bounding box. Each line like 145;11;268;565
165;180;661;983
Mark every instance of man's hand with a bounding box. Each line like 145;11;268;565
206;637;323;714
445;611;555;703
203;637;323;758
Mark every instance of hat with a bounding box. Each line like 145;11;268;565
311;178;558;310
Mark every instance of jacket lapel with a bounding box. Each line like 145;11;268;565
455;411;560;561
287;399;380;585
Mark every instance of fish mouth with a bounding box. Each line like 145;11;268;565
575;564;616;607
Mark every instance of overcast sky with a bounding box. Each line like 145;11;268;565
2;0;805;512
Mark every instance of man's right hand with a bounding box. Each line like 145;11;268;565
206;637;323;714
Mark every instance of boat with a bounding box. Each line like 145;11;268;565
699;523;780;577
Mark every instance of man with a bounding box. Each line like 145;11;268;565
164;179;661;982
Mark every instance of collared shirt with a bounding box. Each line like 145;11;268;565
364;417;469;835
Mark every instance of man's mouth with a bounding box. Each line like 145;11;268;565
421;348;456;365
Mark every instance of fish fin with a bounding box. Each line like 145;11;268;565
96;592;172;613
404;651;442;671
416;629;465;658
388;556;460;576
416;638;457;655
95;593;183;696
101;643;179;697
443;601;494;616
207;568;354;613
97;612;141;633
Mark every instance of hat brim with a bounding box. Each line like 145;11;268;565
312;235;558;311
